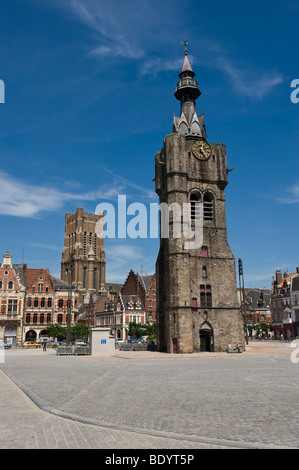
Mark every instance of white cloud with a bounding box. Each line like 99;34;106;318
140;57;183;77
0;171;123;218
276;183;299;204
0;167;156;219
214;56;284;100
60;0;146;59
106;244;143;261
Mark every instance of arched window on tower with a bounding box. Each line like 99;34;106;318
83;267;87;289
93;268;97;290
94;234;97;256
190;191;201;221
203;193;214;221
83;232;87;256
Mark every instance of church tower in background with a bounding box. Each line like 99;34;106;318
61;208;106;300
155;46;244;353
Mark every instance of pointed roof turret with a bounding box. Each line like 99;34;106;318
173;43;207;138
179;47;195;78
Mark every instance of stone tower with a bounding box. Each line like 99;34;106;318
61;208;106;298
155;48;244;353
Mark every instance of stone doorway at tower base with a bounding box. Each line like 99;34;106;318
199;328;214;352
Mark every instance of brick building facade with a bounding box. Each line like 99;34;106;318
24;269;79;342
0;250;26;345
271;270;297;340
121;269;156;323
95;292;146;340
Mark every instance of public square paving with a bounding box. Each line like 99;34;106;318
0;341;298;449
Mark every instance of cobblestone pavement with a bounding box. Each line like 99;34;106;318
0;342;298;449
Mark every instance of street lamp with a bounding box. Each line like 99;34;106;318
66;251;74;344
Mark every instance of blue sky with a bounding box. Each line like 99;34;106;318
0;0;298;288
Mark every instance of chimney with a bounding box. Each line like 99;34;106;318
296;267;299;274
275;270;282;284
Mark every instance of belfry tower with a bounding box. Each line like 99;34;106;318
155;46;244;353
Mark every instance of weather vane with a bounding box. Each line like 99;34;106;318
181;40;189;52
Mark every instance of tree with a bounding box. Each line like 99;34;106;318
254;322;270;338
46;323;89;342
128;322;156;339
46;324;66;341
71;323;89;341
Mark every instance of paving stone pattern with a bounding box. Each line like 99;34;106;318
0;344;298;449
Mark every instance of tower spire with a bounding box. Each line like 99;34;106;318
173;43;207;138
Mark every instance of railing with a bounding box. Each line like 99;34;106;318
176;78;198;90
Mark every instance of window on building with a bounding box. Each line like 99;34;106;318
206;293;212;308
203;193;213;221
57;314;63;324
93;268;97;290
34;297;39;307
41;297;45;308
8;281;13;290
47;298;52;308
33;313;37;323
190;191;201;221
94;235;97;256
83;232;87;256
83;267;87;288
201;246;208;257
27;297;32;307
26;314;31;323
58;299;64;308
40;313;44;324
47;314;52;323
0;280;2;289
191;297;197;311
38;283;43;293
7;299;18;314
200;285;212;308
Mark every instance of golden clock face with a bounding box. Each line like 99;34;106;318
192;140;211;161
